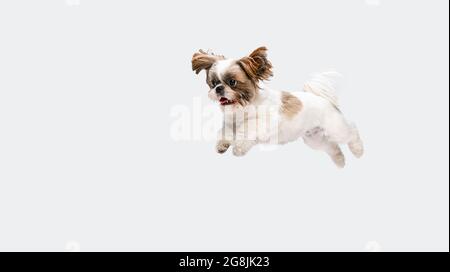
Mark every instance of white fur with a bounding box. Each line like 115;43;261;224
215;66;364;167
303;71;341;107
215;59;235;80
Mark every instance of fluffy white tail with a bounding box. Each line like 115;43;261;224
303;71;342;108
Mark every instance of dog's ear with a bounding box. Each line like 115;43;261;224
191;49;225;74
238;46;273;82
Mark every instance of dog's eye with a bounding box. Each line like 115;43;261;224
211;80;219;87
228;79;237;87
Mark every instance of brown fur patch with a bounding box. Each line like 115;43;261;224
280;91;303;118
192;49;225;74
222;63;249;83
222;63;258;105
238;47;273;82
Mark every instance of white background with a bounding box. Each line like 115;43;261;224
0;0;448;251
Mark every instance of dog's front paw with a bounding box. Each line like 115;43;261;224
233;141;256;157
232;145;248;157
232;141;254;157
216;140;230;154
332;153;346;168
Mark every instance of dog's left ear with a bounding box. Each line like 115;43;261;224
238;46;273;82
191;49;225;74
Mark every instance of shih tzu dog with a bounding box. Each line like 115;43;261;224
191;47;364;168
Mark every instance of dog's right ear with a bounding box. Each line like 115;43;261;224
191;49;225;74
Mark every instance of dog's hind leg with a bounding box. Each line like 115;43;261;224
322;111;364;159
347;126;364;158
324;141;346;168
303;127;346;168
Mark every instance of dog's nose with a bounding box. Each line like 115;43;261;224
215;85;225;96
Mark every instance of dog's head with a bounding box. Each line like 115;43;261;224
191;47;273;107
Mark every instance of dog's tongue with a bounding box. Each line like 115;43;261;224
219;97;229;105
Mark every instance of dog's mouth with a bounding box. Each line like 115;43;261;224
219;97;235;106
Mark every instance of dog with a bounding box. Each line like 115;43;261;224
191;47;364;168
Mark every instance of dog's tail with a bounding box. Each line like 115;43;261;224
303;71;342;108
